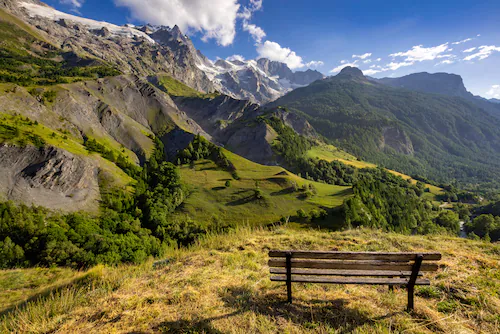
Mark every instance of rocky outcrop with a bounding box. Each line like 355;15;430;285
0;145;100;212
2;1;215;93
379;127;414;155
224;122;278;165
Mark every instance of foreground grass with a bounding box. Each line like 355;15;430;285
2;227;499;333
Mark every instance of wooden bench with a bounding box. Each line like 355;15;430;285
268;250;441;310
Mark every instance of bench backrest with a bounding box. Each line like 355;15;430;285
268;250;441;277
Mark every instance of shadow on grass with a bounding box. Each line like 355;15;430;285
226;195;257;206
211;186;226;191
0;272;94;317
270;187;295;196
155;285;396;333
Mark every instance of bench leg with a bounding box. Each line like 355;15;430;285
407;285;414;311
286;252;292;303
407;254;423;312
389;285;394;292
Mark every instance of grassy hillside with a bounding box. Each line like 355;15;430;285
306;144;444;197
176;149;352;225
2;226;499;333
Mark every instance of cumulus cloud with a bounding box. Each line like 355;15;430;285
463;47;477;53
463;45;500;61
352;53;372;59
340;60;348;64
376;58;382;61
114;0;240;46
60;0;84;8
256;41;305;69
390;43;450;62
226;54;245;62
237;0;266;43
452;38;473;45
305;61;324;68
363;59;372;64
486;85;500;98
242;22;266;43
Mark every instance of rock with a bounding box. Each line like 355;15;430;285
0;145;100;212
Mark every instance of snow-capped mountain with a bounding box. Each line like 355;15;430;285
12;0;323;104
196;58;325;105
146;24;325;104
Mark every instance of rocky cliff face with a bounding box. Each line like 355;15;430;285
1;0;215;93
197;58;324;105
0;145;100;212
376;72;500;119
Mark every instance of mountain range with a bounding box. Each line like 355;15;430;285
269;67;500;188
2;0;500;213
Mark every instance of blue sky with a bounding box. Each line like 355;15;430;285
45;0;500;98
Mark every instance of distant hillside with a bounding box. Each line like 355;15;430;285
269;67;500;192
375;72;500;119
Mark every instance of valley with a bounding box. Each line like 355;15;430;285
0;0;499;333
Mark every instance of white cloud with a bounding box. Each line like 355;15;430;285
330;61;358;73
477;34;481;37
390;43;450;62
463;45;500;61
114;0;240;46
249;0;263;11
352;53;372;59
242;22;266;43
384;61;415;71
340;60;348;64
363;59;372;64
363;69;382;76
452;38;473;45
305;60;324;68
463;47;477;53
436;54;455;59
60;0;84;8
486;85;500;98
256;41;308;69
435;59;455;66
226;54;245;62
376;58;382;61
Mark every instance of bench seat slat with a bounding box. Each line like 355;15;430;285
270;276;430;285
268;259;438;272
269;250;441;261
269;268;421;277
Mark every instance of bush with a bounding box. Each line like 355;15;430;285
225;180;231;188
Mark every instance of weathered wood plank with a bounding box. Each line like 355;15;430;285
270;276;430;285
269;268;422;277
268;259;438;272
268;250;441;261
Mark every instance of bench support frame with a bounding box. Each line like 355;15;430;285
407;254;423;311
286;252;292;303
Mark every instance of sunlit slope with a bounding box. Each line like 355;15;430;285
306;144;444;196
176;149;352;225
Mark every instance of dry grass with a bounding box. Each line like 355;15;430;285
1;227;499;333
